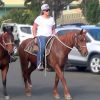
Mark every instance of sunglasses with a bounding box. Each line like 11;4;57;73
43;9;50;12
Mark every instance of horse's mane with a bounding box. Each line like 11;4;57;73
57;29;80;44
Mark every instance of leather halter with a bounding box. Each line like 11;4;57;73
74;33;86;50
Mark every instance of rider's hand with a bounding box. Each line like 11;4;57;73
34;37;37;44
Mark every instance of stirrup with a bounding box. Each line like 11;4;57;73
37;63;44;71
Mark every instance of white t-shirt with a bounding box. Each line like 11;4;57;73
34;16;55;37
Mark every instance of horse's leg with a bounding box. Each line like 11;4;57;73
54;64;72;100
53;73;60;99
1;65;10;100
21;61;31;96
28;63;37;88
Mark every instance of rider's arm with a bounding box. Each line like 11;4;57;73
33;23;38;38
52;25;56;35
33;23;38;43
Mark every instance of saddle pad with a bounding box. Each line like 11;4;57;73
45;37;55;56
24;39;39;55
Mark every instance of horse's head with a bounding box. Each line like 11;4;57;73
74;29;88;56
2;26;14;54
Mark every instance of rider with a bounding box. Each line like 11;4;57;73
33;3;56;70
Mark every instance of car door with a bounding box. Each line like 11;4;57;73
18;26;33;44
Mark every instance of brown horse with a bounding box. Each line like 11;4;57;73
18;29;88;99
0;27;14;100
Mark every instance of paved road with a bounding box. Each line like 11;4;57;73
0;58;100;100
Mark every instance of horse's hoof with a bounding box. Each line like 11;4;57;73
54;95;60;99
5;96;10;100
29;84;32;88
65;95;72;100
26;92;32;97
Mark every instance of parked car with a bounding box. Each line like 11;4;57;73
56;23;87;28
0;23;33;44
56;25;100;74
0;23;33;54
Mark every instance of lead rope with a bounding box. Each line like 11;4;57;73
44;36;53;77
54;35;73;50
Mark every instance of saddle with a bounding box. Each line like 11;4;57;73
24;39;39;55
24;37;55;56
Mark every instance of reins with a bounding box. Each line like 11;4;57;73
54;35;73;49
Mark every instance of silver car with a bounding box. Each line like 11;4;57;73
56;25;100;74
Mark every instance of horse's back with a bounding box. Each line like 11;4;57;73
18;38;37;68
19;38;33;49
18;38;33;57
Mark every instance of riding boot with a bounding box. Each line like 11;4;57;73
37;63;44;71
10;55;17;62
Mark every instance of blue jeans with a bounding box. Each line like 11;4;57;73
37;36;47;66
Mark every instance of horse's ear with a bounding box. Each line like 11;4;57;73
79;29;84;35
3;27;7;32
10;26;13;32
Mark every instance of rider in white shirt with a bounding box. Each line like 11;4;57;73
33;3;55;70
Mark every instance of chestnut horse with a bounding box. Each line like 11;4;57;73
18;29;88;99
0;27;14;100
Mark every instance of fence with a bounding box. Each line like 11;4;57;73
56;11;87;25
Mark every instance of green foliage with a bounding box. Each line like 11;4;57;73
81;0;100;24
0;0;74;26
24;0;73;17
0;9;39;26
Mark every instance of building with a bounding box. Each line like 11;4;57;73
0;0;25;17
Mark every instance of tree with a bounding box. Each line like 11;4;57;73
24;0;74;12
0;9;38;25
24;0;74;24
81;0;100;24
0;0;4;7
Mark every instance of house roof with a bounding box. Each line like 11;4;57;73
3;0;24;7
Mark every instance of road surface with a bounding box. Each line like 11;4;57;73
0;58;100;100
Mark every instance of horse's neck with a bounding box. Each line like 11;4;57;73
0;35;4;57
60;32;75;48
0;35;4;48
0;35;3;43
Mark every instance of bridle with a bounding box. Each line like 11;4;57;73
50;32;87;51
0;33;14;52
74;33;86;51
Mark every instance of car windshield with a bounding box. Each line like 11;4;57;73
87;29;100;41
20;27;31;34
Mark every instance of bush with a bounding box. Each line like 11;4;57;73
0;9;39;26
81;0;99;24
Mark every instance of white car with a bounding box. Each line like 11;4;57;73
0;23;33;54
0;23;33;44
56;25;100;74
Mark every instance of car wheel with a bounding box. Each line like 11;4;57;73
89;55;100;74
76;66;87;71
